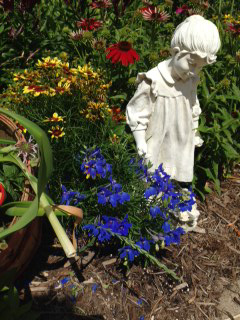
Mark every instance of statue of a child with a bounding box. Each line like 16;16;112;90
126;15;221;230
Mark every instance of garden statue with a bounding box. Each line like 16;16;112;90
126;15;221;231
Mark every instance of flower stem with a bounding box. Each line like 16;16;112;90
12;154;76;258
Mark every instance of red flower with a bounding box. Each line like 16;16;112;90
90;0;112;9
176;5;190;15
227;22;240;36
76;18;102;31
111;107;126;123
0;183;6;206
106;41;140;66
140;6;170;22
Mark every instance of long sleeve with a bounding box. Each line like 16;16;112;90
126;80;154;132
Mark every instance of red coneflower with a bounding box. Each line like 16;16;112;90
76;18;102;31
140;6;170;22
106;41;140;66
0;183;6;206
90;0;112;9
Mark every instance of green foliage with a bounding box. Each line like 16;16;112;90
0;163;25;201
0;269;39;320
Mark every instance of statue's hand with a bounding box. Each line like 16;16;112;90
137;141;147;157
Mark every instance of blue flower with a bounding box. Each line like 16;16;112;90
139;316;144;320
137;298;143;305
92;283;98;293
73;192;86;205
164;227;185;246
119;192;130;204
80;147;112;180
119;246;140;262
144;186;157;199
150;206;162;218
109;193;121;207
60;277;70;286
83;224;99;237
98;228;112;242
136;238;151;252
162;221;171;233
60;185;77;205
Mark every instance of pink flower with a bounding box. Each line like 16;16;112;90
140;6;170;22
176;5;190;15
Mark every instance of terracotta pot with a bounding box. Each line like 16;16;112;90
0;114;42;278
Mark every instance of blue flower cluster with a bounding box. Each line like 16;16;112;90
97;179;130;207
80;147;112;179
143;164;196;214
60;185;86;205
80;147;130;207
83;215;132;242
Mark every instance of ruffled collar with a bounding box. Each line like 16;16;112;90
157;59;175;85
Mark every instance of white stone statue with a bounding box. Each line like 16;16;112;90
126;15;221;231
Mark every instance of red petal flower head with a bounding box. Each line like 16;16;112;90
106;41;140;67
76;18;102;31
140;6;170;22
0;183;6;205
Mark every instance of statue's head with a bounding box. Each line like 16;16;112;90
169;15;221;81
170;15;221;64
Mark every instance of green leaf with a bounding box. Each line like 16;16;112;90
2;164;18;178
0;110;53;239
110;94;127;101
222;142;239;159
0;24;4;34
0;139;15;145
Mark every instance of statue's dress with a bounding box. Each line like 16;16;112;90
126;59;202;182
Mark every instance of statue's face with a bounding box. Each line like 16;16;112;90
171;51;208;81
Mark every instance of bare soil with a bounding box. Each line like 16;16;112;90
17;169;240;320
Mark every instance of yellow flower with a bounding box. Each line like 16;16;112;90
43;112;65;123
13;73;26;81
36;56;62;68
54;79;71;94
23;85;48;96
48;126;65;139
77;64;98;79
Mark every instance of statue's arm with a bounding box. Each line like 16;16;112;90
126;80;153;156
192;97;204;147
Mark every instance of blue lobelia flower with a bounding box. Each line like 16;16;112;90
83;224;99;237
162;221;171;233
136;238;151;252
144;186;157;199
119;246;140;262
60;185;77;205
97;227;112;242
119;192;130;204
73;192;86;205
150;206;162;218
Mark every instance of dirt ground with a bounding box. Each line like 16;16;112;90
17;169;240;320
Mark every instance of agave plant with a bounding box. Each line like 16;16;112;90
0;109;80;258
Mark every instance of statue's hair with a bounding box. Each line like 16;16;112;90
171;15;221;64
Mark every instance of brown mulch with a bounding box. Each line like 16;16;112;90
17;173;240;320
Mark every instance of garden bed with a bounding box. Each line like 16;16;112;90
17;171;240;320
